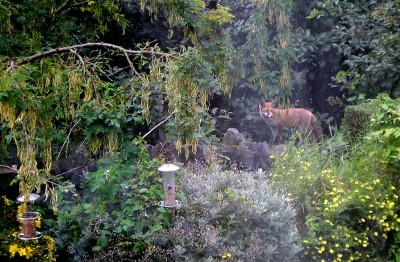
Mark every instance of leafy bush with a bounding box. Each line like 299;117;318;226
270;128;399;261
54;138;169;261
341;104;371;140
323;0;400;99
151;166;302;261
367;93;400;172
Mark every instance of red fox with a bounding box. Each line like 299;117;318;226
259;101;323;144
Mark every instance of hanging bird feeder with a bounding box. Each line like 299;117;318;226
17;211;42;241
157;164;181;208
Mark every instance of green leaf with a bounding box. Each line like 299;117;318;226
97;234;107;248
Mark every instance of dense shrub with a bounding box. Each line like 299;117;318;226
367;93;400;172
341;104;371;140
151;166;302;261
54;139;169;261
270;95;400;261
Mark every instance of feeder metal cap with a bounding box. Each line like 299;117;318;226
157;164;180;172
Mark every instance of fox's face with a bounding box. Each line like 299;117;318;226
259;102;274;119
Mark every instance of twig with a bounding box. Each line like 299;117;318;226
56;120;81;162
50;165;88;179
142;110;176;139
69;48;85;66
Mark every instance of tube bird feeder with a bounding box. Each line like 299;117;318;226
17;212;42;240
157;164;181;208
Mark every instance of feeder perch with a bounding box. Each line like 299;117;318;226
17;212;42;241
157;164;181;208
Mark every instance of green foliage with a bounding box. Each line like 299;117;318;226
54;138;170;261
341;104;371;140
319;0;400;99
223;0;295;103
0;57;145;207
391;232;400;262
163;47;222;156
151;166;302;261
0;0;238;219
140;1;235;152
270;132;400;261
367;93;400;172
0;0;128;56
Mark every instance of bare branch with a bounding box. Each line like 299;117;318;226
70;1;89;8
52;0;71;14
142;110;177;139
56;120;81;162
53;0;90;15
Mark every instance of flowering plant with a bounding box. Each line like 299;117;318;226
0;196;55;261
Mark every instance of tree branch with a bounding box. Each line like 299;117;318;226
53;0;90;15
5;42;174;72
53;0;71;14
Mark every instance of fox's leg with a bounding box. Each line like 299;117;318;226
269;128;277;145
310;132;316;143
302;118;317;143
277;125;283;144
312;120;323;142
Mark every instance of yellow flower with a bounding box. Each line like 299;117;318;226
18;247;27;257
17;204;26;214
35;217;41;228
25;246;34;259
221;253;232;259
2;196;11;206
44;235;55;251
9;244;18;257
